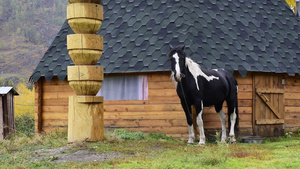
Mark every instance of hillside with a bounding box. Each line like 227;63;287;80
0;0;68;87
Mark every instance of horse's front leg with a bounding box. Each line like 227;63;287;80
196;100;205;146
180;99;194;144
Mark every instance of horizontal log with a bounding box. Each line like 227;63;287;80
43;119;68;126
104;104;183;112
104;119;186;127
285;106;300;113
42;92;75;99
42;106;68;112
42;85;74;92
256;119;284;124
285;86;300;93
285;99;300;106
148;89;178;97
235;74;252;85
237;92;252;99
42;112;68;120
148;81;176;89
105;99;181;105
285;119;300;127
147;73;171;82
285;93;300;100
43;99;69;106
238;84;252;92
104;111;186;120
285;76;300;86
148;96;180;102
285;113;300;120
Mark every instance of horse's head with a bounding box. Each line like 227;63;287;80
169;45;186;82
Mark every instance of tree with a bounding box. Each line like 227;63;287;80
15;82;35;117
0;40;7;50
286;0;296;12
11;39;16;49
5;79;14;87
0;78;4;86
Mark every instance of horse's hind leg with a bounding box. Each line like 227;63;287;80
217;109;227;143
228;105;237;143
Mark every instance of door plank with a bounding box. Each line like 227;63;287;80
256;119;284;124
256;90;282;119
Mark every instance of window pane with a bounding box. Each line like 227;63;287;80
96;75;148;101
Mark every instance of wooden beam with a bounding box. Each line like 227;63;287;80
35;80;43;133
256;119;284;124
256;88;284;94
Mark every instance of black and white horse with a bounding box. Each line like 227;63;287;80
169;45;239;145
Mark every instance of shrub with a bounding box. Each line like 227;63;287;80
148;132;175;141
113;129;145;140
15;113;35;136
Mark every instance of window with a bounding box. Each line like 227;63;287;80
96;75;148;101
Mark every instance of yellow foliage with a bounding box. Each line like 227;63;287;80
286;0;296;12
14;83;34;117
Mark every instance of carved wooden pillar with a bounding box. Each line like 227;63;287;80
66;0;104;142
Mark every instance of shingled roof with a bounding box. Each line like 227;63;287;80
30;0;300;82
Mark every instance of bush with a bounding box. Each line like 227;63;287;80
15;113;35;136
113;129;145;140
148;132;175;141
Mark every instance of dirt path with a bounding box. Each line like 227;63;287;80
33;146;121;163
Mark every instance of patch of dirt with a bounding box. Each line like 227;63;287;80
33;146;121;163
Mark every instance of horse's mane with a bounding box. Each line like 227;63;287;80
185;57;201;75
185;57;219;90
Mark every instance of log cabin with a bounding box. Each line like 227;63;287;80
30;0;300;138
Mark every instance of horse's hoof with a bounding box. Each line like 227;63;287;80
198;143;205;147
187;141;194;145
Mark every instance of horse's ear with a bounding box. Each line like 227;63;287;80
181;45;186;51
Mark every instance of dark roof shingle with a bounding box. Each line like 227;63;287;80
30;0;300;82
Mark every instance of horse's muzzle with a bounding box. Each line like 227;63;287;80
175;73;185;82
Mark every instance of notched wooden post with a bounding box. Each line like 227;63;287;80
66;0;104;143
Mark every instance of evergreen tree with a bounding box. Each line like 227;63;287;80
0;40;7;50
0;78;4;86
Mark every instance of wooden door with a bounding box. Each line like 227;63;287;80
254;74;285;137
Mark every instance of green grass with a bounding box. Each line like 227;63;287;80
0;130;299;169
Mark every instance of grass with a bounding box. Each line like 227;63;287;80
0;126;300;168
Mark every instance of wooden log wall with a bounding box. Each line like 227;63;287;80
0;92;15;139
35;71;255;138
284;74;300;132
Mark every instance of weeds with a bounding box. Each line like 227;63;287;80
15;113;35;136
1;129;300;168
113;129;145;140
